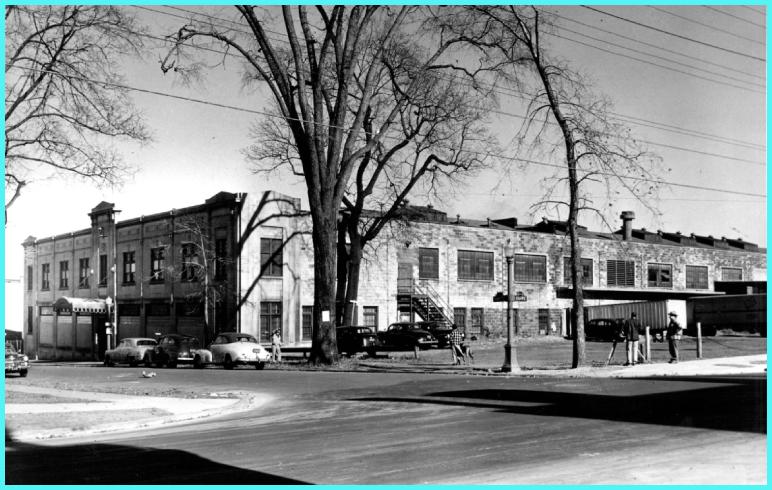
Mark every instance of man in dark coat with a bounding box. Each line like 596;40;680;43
624;312;642;366
666;311;683;363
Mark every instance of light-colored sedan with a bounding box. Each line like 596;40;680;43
104;338;158;367
196;332;270;370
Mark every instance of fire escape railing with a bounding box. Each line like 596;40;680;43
396;278;453;325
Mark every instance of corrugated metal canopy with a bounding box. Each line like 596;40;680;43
53;296;107;314
554;287;724;301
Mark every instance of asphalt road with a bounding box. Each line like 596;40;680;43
5;366;767;484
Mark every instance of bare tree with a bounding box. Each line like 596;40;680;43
453;6;661;367
5;5;150;221
160;6;495;363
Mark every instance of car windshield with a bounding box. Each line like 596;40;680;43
236;336;257;343
137;340;156;346
354;328;373;334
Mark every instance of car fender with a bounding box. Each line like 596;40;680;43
194;349;213;363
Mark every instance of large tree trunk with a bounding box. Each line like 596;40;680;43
568;172;586;368
309;209;339;365
342;235;363;328
335;220;349;327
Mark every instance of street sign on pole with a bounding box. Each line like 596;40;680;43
493;291;528;302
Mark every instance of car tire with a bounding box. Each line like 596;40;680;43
129;357;139;367
104;355;114;367
193;355;204;369
19;369;28;377
255;361;265;370
143;353;153;367
166;358;177;369
155;352;166;368
366;348;376;357
224;355;234;370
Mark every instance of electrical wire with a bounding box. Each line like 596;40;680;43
582;6;766;62
138;5;766;150
703;5;767;29
648;6;765;47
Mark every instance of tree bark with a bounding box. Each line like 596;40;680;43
309;209;339;364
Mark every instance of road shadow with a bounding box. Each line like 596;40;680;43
5;429;306;484
353;376;765;434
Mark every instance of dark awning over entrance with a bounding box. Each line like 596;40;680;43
53;296;107;314
554;287;724;301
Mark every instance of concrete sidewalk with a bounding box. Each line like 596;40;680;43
5;384;272;442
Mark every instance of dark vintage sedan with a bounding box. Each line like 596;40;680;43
584;318;625;342
417;322;453;348
5;342;29;377
378;322;438;350
152;334;205;368
336;326;379;356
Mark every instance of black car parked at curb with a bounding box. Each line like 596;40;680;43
152;334;204;368
377;322;438;351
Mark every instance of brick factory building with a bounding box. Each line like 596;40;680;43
22;191;766;361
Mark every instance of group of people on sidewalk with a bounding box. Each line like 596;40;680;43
448;324;473;365
623;311;683;366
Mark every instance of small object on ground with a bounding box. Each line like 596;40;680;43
141;370;157;378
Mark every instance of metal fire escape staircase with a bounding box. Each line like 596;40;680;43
396;278;453;325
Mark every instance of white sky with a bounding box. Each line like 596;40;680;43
4;5;767;283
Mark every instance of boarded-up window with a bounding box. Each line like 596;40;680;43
470;308;484;335
686;265;709;289
607;260;635;287
514;254;546;283
721;267;743;281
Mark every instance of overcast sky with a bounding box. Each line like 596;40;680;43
4;5;766;281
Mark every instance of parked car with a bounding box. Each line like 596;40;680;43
196;332;270;370
104;337;157;367
337;326;379;356
5;342;29;377
416;322;453;348
378;322;438;350
153;334;206;368
585;318;625;342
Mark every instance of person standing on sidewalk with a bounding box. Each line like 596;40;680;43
448;324;465;365
271;329;282;363
624;312;641;366
666;311;683;363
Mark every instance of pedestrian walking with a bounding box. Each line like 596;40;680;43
271;329;282;363
448;324;465;365
666;311;683;363
624;312;641;366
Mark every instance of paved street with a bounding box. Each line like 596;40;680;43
5;362;766;484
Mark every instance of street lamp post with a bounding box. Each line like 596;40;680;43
502;240;519;372
105;296;114;351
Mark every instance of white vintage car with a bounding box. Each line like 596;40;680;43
196;332;271;370
104;337;158;367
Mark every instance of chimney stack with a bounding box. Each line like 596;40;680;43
620;211;635;240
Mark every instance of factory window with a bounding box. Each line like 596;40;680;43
363;306;378;330
260;301;282;343
59;260;69;289
261;238;283;277
123;252;136;284
27;265;33;290
453;308;467;332
721;267;743;281
563;257;593;286
419;248;439;279
686;265;709;289
515;254;546;283
150;247;165;283
302;305;313;340
99;254;107;286
458;250;494;281
470;308;484;336
78;258;90;288
181;243;198;282
607;260;635;287
647;263;672;288
41;263;50;290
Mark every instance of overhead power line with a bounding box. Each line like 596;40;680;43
648;6;765;46
704;6;767;29
549;9;765;81
10;66;764;199
582;6;766;62
141;5;766;150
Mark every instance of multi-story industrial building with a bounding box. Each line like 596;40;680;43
22;191;766;360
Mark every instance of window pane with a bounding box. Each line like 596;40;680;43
261;238;283;277
419;248;439;279
515;254;546;282
607;260;635;287
458;250;493;281
686;265;709;289
722;268;743;281
363;306;378;329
